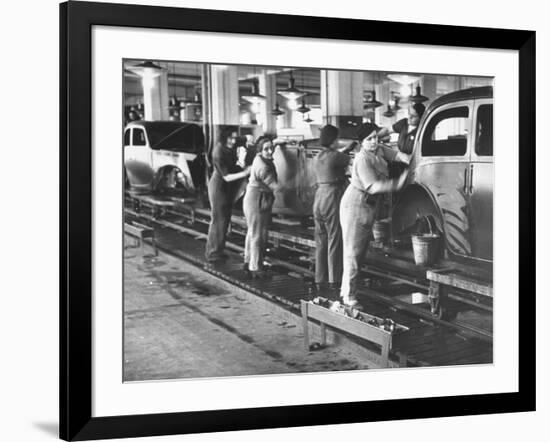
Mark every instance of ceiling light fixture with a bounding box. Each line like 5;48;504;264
383;104;395;118
410;85;429;103
363;90;383;109
278;70;305;100
242;77;266;104
270;102;285;117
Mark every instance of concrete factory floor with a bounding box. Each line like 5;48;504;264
123;237;371;382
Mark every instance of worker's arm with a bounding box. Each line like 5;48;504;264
337;141;358;153
212;147;251;182
222;167;250;182
357;155;407;195
376;127;394;139
378;118;408;140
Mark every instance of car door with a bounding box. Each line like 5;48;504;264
414;100;474;258
468;99;493;261
125;126;154;189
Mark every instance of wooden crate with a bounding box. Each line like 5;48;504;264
300;300;410;368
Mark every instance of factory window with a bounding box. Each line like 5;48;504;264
422;106;469;157
475;104;493;156
124;129;130;146
132;128;146;146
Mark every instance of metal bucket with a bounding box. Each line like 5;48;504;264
412;234;440;266
411;216;440;266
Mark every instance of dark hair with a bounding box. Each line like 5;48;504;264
319;125;339;147
356;122;380;142
218;126;238;145
254;135;273;153
412;102;426;118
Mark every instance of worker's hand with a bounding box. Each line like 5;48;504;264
395;151;411;165
244;166;252;175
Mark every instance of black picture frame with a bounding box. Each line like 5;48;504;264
60;1;536;440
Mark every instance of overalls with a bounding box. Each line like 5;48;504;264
340;147;391;304
243;155;277;272
205;144;240;261
313;147;350;286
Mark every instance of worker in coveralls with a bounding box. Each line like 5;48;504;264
205;128;251;262
243;136;278;278
339;123;409;308
313;124;353;292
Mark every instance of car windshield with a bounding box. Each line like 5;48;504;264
146;123;205;153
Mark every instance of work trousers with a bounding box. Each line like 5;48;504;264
205;173;233;261
313;184;344;285
243;187;274;271
339;186;377;303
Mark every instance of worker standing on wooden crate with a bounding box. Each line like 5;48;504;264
339;123;409;308
243;136;278;278
312;125;352;291
205;128;251;262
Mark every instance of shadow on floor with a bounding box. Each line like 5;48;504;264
33;421;58;438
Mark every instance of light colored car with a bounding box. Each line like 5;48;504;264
392;86;493;264
124;121;205;195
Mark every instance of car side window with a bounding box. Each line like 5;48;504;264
132;128;146;146
475;104;493;156
124;129;131;146
422;106;469;157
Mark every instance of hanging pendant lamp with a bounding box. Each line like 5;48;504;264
271;102;285;117
297;97;311;114
278;71;305;100
304;114;313;123
127;61;164;78
242;78;266;104
383;104;395;118
363;90;383;109
168;64;180;111
392;95;401;111
410;85;429;103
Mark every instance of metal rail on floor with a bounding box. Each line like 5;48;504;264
124;195;493;345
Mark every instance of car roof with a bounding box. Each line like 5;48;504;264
429;86;493;110
125;120;198;130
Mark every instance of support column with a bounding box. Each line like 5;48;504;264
321;70;364;137
210;65;239;126
258;70;277;136
420;75;437;105
143;70;169;121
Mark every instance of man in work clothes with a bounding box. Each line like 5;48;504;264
339;123;409;308
313;125;353;291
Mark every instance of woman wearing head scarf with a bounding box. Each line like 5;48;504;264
205;128;251;262
339;123;409;308
242;136;278;278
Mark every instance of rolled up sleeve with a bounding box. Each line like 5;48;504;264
355;156;378;192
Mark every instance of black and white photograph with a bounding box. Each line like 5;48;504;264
123;60;494;381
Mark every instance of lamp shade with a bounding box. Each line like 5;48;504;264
296;98;310;114
383;104;395;118
271;102;285;117
410;85;429;103
363;90;383;109
127;61;164;78
242;78;266;103
278;72;305;100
